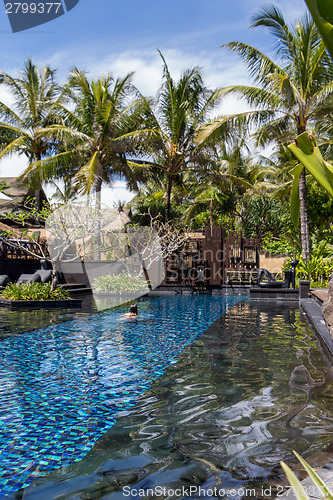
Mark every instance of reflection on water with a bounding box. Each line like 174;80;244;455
12;300;333;500
0;294;99;340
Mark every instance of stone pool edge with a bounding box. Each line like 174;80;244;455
300;297;333;357
0;298;82;309
276;299;333;499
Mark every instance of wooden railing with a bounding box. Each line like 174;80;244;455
0;238;49;260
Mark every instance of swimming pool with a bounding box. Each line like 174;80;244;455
0;294;244;497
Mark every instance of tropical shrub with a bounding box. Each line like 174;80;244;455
241;195;290;239
93;272;149;293
188;211;236;231
296;257;333;282
283;256;333;283
261;234;296;256
130;198;186;225
0;283;70;301
283;240;333;283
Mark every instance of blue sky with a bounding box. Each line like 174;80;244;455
0;0;307;85
0;0;307;203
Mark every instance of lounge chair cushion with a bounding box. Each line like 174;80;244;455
16;273;41;285
0;275;10;287
35;270;53;283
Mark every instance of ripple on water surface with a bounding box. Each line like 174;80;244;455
0;295;243;496
12;300;333;500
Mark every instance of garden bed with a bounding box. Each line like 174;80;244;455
0;298;82;310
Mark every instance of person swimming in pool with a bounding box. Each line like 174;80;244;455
121;304;140;319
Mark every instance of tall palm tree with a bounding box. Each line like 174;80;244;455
139;53;221;222
198;6;333;262
0;59;64;209
185;141;254;229
21;69;148;206
67;69;147;201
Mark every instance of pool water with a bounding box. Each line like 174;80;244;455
2;297;333;499
0;294;244;497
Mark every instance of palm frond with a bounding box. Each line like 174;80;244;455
75;151;101;194
20;151;77;188
196;110;276;146
223;41;285;84
0;135;29;159
250;5;294;61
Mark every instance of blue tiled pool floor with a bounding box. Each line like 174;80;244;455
0;295;244;496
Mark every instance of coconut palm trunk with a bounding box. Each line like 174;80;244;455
297;124;310;263
95;177;102;260
299;168;310;262
209;198;214;232
34;151;43;211
165;175;173;223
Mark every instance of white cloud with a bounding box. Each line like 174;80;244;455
0;86;16;108
0;86;28;178
0;155;28;178
102;181;136;207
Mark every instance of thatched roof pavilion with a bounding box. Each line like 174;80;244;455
0;177;48;229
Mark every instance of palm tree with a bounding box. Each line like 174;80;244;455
198;6;333;262
139;53;221;222
184;184;227;230
21;68;149;207
0;59;65;209
67;69;147;201
184;141;254;230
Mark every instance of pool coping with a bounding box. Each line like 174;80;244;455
300;297;333;357
276;297;333;499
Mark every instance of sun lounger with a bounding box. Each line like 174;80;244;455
35;270;53;283
16;268;54;286
16;273;41;285
0;275;11;290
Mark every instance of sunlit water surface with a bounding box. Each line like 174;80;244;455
1;297;333;499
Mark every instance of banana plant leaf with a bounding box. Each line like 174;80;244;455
304;0;333;59
280;461;310;500
293;451;333;500
288;132;333;197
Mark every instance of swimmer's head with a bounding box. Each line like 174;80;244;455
130;304;138;315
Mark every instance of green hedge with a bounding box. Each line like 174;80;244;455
0;282;71;301
93;272;148;293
